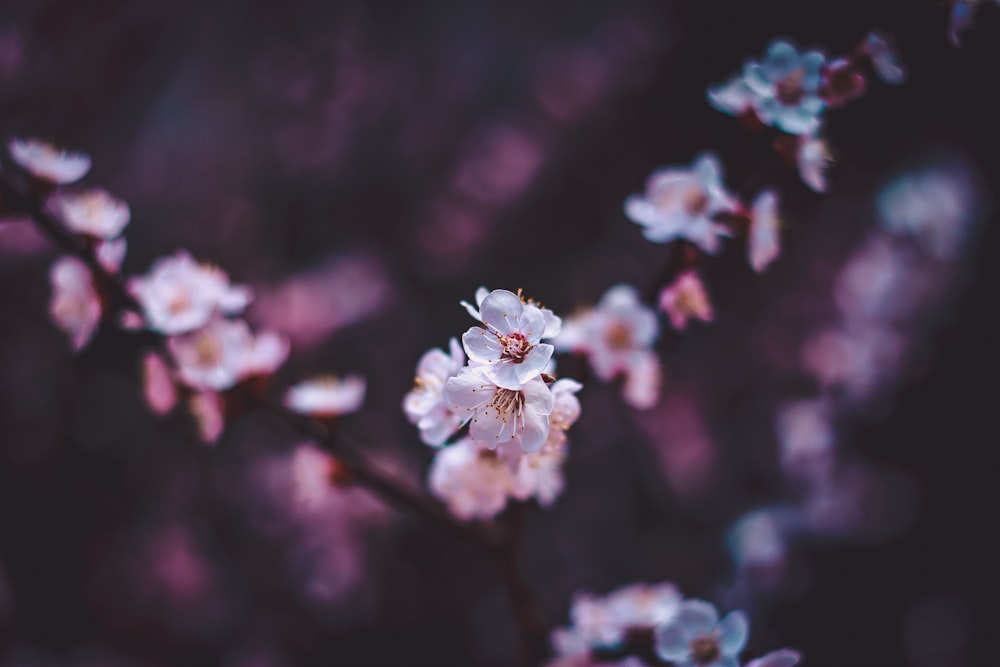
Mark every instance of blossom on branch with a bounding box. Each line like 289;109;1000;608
8;138;91;184
403;337;466;446
653;600;748;667
797;135;832;193
50;189;130;239
168;317;288;391
285;375;366;418
748;189;781;273
659;270;714;331
49;256;101;351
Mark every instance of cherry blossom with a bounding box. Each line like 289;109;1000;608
127;251;254;335
428;438;513;521
403;337;466;446
624;154;736;254
285;375;366;418
462;285;562;339
168;317;287;391
445;366;554;453
739;40;827;135
189;390;224;444
748;189;780;273
8;137;91;184
95;237;127;273
142;351;178;416
653;600;748;667
659;270;714;331
49;189;130;239
461;288;555;390
797;135;832;193
48;256;101;351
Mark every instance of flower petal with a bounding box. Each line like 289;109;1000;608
479;289;524;335
653;621;692;662
745;649;802;667
717;611;750;655
462;327;505;363
444;368;495;409
516;344;554;384
675;599;719;636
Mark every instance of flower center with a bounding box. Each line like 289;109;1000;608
499;331;532;363
605;322;633;350
193;331;223;367
776;67;806;106
166;290;190;316
489;387;524;417
683;186;710;216
690;635;721;665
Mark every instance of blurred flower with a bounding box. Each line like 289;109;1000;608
748;189;781;272
168;317;287;391
428;438;513;521
820;58;866;108
8;138;91;184
189;390;224;444
403;337;466;446
50;189;130;239
797;135;832;193
128;251;253;335
653;600;748;667
285;375;365;418
288;443;340;509
877;166;976;259
740;40;827;135
745;649;803;667
556;285;660;409
659;270;714;331
445;367;554;453
461;288;556;390
862;31;906;84
624;154;736;253
142;351;177;416
95;237;127;273
605;583;682;630
49;256;101;351
707;76;756;117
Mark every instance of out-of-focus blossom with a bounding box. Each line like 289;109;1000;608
556;285;660;409
462;285;562;339
659;270;714;331
428;438;513;521
461;288;556;390
542;378;583;450
738;40;827;135
50;189;130;239
403;338;466;446
775;399;834;473
569;592;629;648
745;649;803;667
168;318;287;391
819;58;866;108
653;600;748;667
8;138;91;184
0;218;50;256
727;507;792;572
49;256;101;351
877;167;976;259
624;154;736;253
797;135;832;193
605;583;682;630
288;443;339;509
707;75;756;117
128;251;253;334
834;235;918;321
863;31;906;84
95;237;127;273
142;351;177;416
189;390;225;444
445;367;554;453
285;375;366;418
748;189;781;273
802;325;905;400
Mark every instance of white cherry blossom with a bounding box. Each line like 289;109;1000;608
461;288;555;390
168;317;287;391
863;31;906;85
49;256;101;351
445;366;554;453
428;438;513;521
659;270;714;331
285;375;366;418
653;600;749;667
8;138;91;184
403;337;466;446
748;189;780;273
95;237;127;273
625;154;737;254
462;286;562;338
797;135;832;193
741;40;827;135
50;189;130;239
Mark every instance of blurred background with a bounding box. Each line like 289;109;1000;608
0;0;997;665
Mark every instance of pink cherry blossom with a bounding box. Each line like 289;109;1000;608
659;270;714;331
403;337;466;445
8;137;91;184
285;375;366;418
49;189;130;239
48;256;101;351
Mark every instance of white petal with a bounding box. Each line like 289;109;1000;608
675;599;719;636
515;344;554;384
522;377;555;415
653;621;692;662
517;410;550;453
479;289;524;335
444;368;495;409
462;327;505;363
717;611;750;654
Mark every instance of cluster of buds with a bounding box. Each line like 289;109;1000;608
548;582;800;667
404;287;582;520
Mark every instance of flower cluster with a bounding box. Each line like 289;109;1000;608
5;138;364;444
708;32;905;192
404;287;582;520
549;583;801;667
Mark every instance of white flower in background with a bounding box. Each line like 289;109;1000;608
461;288;556;390
403;337;466;446
445;367;554;453
428;438;513;521
510;443;566;507
741;40;827;135
625;154;737;254
189;390;224;444
557;285;660;409
95;237;127;273
142;351;177;416
653;600;749;667
748;189;780;273
797;135;832;193
569;592;628;648
745;649;803;667
605;582;682;630
543;378;583;450
49;256;101;351
727;508;792;571
50;189;130;239
168;317;287;391
862;31;906;85
659;270;714;331
462;286;562;339
8;138;91;184
877;167;975;260
285;375;366;418
707;75;757;117
127;251;253;334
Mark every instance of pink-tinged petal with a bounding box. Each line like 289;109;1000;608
515;343;554;384
717;611;749;654
190;391;224;444
447;336;466;365
142;352;177;416
745;649;802;667
517;304;546;343
95;237;127;273
218;284;254;313
462;327;505;363
418;405;462;446
541;309;562;338
469;403;505;446
444;368;495;409
479;289;524;335
517;410;549;452
522;377;555;416
487;360;524;390
693;153;723;188
653;621;692;662
49;256;101;351
749;189;781;273
675;599;719;636
9;138;91;184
